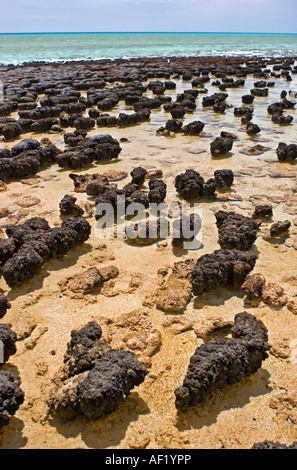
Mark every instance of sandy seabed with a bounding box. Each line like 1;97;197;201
0;56;297;449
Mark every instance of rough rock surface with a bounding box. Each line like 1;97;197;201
175;312;270;412
0;293;11;319
0;323;17;362
1;217;91;287
192;249;257;296
48;322;148;420
215;210;259;250
0;370;24;428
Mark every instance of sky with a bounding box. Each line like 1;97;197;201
0;0;297;34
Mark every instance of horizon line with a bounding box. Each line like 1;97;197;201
1;31;297;35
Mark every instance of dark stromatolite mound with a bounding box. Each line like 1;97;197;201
59;195;84;217
252;204;273;219
1;217;91;287
0;370;24;428
242;273;266;301
0;239;17;270
48;321;148;420
175;169;216;200
270;220;291;237
276;142;297;162
0;294;11;319
76;349;148;420
148;179;167;204
252;441;297;449
175;312;269;412
191;249;257;296
182;120;205;135
242;94;254;104
215;210;259;250
271;113;293;125
56;134;121;169
69;172;109;192
210;137;233;157
10;138;40;156
63;322;111;378
0;324;17;363
246;122;261;135
130;167;147;187
165;119;183;133
213;169;234;189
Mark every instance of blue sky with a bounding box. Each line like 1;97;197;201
1;0;297;34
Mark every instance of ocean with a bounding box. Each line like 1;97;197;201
0;32;297;65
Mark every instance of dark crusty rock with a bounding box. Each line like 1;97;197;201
0;238;17;270
0;294;11;319
0;370;24;428
270;220;291;237
130;167;147;187
69;172;109;192
215;210;259;250
213;169;234;189
175;312;269;412
0;324;17;362
148;179;167;204
252;204;273;219
210;137;233;157
77;349;148;419
252;441;297;449
182;120;205;135
165;119;183;133
2;217;91;287
63;321;111;378
246;122;261;135
276;142;297;162
242;94;255;104
175;169;216;200
56;134;121;169
0;144;60;182
242;273;266;301
175;169;204;200
2;245;44;287
191;249;257;296
11;138;40;156
49;326;148;420
59;195;84;217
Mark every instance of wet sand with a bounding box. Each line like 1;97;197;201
0;56;297;449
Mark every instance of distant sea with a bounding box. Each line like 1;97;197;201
0;32;297;66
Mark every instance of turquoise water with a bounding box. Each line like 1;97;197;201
0;32;297;65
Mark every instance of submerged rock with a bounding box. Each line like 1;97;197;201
210;137;233;157
276;143;297;162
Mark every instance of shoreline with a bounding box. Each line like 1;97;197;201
1;54;297;70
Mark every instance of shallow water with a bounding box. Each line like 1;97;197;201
1;32;297;65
